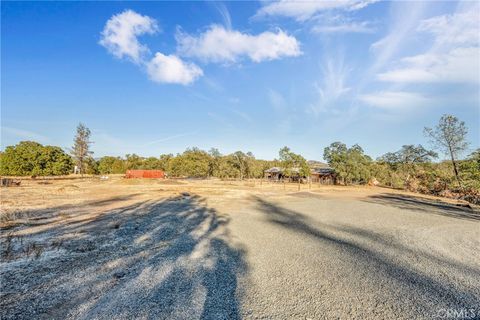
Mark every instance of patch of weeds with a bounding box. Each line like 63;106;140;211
59;211;70;219
33;244;43;259
72;240;96;253
0;211;18;224
24;242;44;259
2;232;14;260
51;238;64;249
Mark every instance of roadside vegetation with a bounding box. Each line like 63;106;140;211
1;114;478;203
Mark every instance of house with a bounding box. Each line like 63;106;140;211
310;167;336;185
264;167;307;182
264;167;283;181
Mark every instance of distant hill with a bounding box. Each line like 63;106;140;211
307;160;329;168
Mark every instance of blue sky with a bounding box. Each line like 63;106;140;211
1;1;479;161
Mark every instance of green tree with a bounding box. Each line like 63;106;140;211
378;145;437;188
125;154;143;170
168;148;211;178
71;123;93;174
85;157;99;175
231;151;249;180
158;154;174;172
459;149;480;189
216;155;239;179
142;157;161;170
379;145;437;168
424;114;469;187
279;146;310;179
98;156;115;174
0;141;73;176
244;152;258;179
208;148;222;177
38;146;74;176
324;142;371;185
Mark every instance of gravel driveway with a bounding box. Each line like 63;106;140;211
1;190;479;319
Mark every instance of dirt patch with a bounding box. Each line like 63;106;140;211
1;178;478;319
288;191;326;199
57;184;80;193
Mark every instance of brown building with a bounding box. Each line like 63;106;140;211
264;167;284;181
264;167;307;182
310;167;337;185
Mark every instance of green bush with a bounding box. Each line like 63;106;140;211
0;141;73;176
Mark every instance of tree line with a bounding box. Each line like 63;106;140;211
0;115;478;201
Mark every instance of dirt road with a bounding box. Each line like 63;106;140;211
1;178;479;319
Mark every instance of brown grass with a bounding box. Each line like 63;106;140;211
1;175;475;232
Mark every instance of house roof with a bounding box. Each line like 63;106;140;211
311;167;335;174
264;167;282;173
264;167;302;174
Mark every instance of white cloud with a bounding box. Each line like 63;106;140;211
309;58;351;115
255;0;379;21
100;10;203;85
377;7;480;84
100;9;304;85
418;9;479;47
99;9;158;63
378;47;479;83
146;53;203;85
359;91;431;110
312;21;374;33
176;25;301;63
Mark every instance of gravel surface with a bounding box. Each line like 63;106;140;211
1;188;479;319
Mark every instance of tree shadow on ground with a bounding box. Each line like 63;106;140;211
0;194;247;320
253;196;480;315
0;193;144;230
364;193;480;221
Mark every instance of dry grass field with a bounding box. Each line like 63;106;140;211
1;177;479;319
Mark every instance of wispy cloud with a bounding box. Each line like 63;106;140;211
368;2;428;76
2;126;50;144
360;2;480;112
212;2;232;30
312;20;374;34
228;97;240;104
255;0;379;22
231;109;253;123
142;132;197;147
418;6;479;47
378;47;479;84
268;89;287;112
359;91;432;110
176;25;302;63
377;7;480;84
309;57;351;115
207;112;233;128
266;89;298;133
354;2;429;110
93;131;123;146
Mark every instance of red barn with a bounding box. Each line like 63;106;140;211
125;170;165;179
